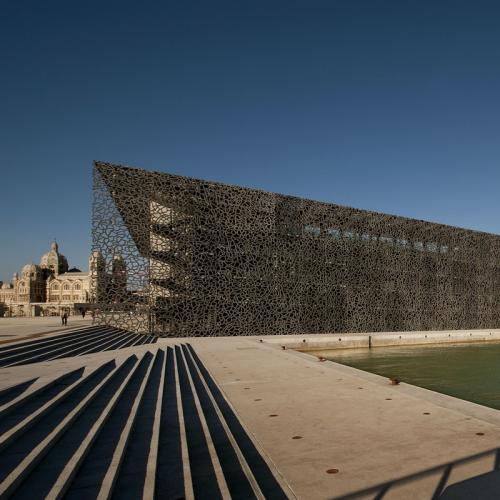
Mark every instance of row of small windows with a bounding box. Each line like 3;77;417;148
16;283;83;296
51;283;81;291
50;295;81;302
302;225;453;254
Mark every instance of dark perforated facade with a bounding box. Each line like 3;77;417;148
92;161;500;336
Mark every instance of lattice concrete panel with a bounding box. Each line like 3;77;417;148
92;161;500;336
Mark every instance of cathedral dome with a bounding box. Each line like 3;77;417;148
22;263;41;277
40;241;69;275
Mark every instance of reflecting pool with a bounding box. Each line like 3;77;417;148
310;342;500;410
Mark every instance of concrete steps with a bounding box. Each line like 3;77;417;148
0;326;157;367
0;378;38;407
0;345;288;499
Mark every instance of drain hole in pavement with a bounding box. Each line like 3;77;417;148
476;432;485;436
326;468;339;474
358;387;363;389
385;398;392;400
269;414;279;417
254;399;262;401
423;412;430;415
292;436;303;440
244;387;250;390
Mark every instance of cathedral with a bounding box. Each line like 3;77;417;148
0;241;118;317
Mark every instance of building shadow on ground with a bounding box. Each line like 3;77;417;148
334;446;500;499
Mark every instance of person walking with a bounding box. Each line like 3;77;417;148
62;311;68;326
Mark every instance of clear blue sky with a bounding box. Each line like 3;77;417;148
2;0;500;282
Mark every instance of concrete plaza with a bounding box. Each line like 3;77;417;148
1;321;500;498
0;316;92;342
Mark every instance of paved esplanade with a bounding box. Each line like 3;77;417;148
1;327;500;498
0;316;92;341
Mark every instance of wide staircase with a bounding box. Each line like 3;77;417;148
0;343;288;499
0;326;157;367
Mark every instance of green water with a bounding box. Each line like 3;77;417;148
316;342;500;410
